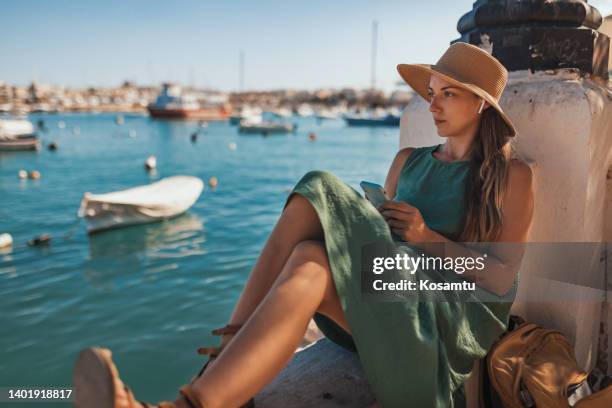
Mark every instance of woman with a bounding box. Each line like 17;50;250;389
73;42;534;408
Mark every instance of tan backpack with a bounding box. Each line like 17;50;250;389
479;316;612;408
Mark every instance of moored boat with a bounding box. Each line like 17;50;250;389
295;104;314;117
239;120;296;135
315;108;340;120
0;120;40;151
229;106;263;125
78;176;204;234
147;83;230;121
266;107;292;119
343;108;401;127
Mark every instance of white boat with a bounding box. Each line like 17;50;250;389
78;176;204;234
0;120;40;151
267;107;292;118
229;106;263;125
295;104;314;117
315;108;340;120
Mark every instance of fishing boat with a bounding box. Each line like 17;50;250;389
147;83;230;121
239;119;296;135
0;119;40;151
78;176;204;234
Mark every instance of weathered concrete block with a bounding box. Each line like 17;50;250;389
255;338;377;408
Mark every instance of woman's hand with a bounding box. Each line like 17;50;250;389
379;200;433;243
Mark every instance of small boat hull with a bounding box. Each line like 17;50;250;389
344;115;400;127
81;204;172;234
239;122;295;135
147;107;229;121
79;176;204;234
0;135;40;151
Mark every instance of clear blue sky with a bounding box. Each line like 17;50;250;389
2;0;611;92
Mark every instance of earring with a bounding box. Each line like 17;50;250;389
478;100;485;114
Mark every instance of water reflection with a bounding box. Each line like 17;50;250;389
87;213;205;260
82;213;206;290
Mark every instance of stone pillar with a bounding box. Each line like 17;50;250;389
400;0;612;375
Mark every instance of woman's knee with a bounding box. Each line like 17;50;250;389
281;240;331;288
284;192;311;212
289;240;329;269
296;170;345;193
302;169;338;183
281;194;323;239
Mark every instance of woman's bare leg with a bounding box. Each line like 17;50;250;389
218;193;324;348
184;240;350;408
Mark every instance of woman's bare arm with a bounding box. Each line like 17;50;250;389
384;147;415;200
415;159;535;296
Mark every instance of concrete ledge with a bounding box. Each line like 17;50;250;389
255;338;377;407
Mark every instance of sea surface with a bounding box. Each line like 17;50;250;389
0;112;398;404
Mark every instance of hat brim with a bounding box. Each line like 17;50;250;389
397;63;517;137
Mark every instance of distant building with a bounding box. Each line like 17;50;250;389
0;82;12;104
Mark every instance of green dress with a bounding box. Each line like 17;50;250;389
283;144;516;408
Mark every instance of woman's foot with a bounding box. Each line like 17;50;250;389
73;348;201;408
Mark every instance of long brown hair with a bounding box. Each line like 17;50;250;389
456;108;515;242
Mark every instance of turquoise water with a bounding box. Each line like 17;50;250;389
0;113;397;404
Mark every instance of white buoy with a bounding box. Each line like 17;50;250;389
228;142;237;150
58;121;66;129
0;233;13;249
145;155;157;171
129;130;137;138
18;170;28;179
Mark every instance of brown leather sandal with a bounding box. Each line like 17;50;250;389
192;323;255;408
73;347;202;408
73;324;255;408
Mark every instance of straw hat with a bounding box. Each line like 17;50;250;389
397;42;517;137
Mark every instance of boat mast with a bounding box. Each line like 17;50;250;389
239;50;245;92
370;20;378;91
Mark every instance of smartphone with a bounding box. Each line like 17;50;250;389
360;181;388;208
